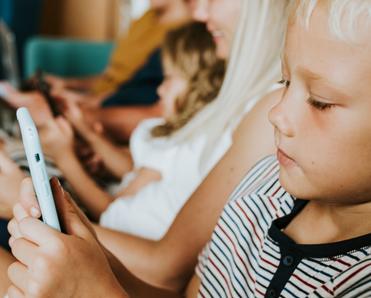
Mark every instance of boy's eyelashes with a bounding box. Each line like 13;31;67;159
307;97;335;111
278;79;335;111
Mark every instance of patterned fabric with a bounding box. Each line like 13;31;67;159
197;156;371;298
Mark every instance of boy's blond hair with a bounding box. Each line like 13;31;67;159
294;0;371;42
152;22;225;137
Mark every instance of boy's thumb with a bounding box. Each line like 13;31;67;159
50;177;97;241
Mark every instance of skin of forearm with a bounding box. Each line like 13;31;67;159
65;75;101;91
80;128;133;178
97;104;162;143
56;152;113;221
104;247;184;298
0;248;13;296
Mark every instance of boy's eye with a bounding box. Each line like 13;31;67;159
307;97;335;111
278;79;290;88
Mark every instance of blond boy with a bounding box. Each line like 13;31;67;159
5;0;371;297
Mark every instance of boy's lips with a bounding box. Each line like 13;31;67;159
277;148;297;167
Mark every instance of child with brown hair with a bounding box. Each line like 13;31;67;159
33;21;226;240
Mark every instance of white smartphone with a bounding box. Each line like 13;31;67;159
16;107;61;231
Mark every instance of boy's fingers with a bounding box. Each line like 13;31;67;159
7;262;28;295
18;178;40;218
50;177;96;240
18;217;60;247
7;219;22;240
10;238;38;267
12;204;28;223
7;284;24;298
13;203;40;224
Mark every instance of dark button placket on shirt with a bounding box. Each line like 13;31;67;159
264;248;302;298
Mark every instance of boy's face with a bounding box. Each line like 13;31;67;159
269;5;371;204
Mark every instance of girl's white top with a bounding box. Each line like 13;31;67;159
100;118;233;240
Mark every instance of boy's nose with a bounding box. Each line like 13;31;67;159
268;94;294;138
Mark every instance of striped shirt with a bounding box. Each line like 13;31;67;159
196;155;371;297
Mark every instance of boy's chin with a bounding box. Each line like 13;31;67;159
278;171;316;200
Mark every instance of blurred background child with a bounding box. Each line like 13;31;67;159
0;0;191;140
0;22;226;241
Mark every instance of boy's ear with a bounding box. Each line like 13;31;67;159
50;177;97;239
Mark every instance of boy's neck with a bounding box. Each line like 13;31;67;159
285;200;371;245
155;2;190;25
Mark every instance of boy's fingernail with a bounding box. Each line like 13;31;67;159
8;236;15;247
30;207;41;218
51;176;62;189
57;178;65;195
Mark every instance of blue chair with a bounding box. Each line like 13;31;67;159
24;37;114;78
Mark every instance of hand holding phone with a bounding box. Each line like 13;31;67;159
16;107;61;231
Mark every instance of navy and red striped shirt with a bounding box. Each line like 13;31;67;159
196;155;371;297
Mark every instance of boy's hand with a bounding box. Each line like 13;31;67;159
0;151;25;219
39;117;75;163
7;177;127;298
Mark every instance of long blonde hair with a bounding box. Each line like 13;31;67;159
152;22;225;137
160;0;290;168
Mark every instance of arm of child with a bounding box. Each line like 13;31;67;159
40;118;114;221
94;89;281;291
0;248;13;296
7;178;194;298
82;104;162;143
114;167;162;198
45;73;102;93
52;88;112;108
64;101;134;178
0;151;25;220
80;131;134;179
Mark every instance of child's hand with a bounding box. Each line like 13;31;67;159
62;99;92;135
39;117;75;163
6;177;127;298
44;74;67;92
0;151;25;219
0;83;53;126
51;88;87;104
